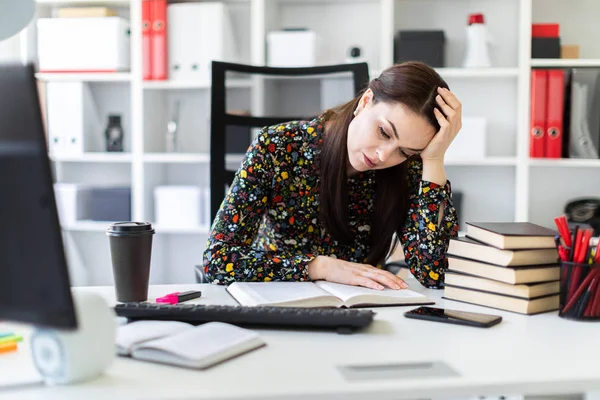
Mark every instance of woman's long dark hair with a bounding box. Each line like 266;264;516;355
319;61;449;267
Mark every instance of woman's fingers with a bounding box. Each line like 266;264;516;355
437;87;462;110
435;94;455;118
433;107;449;128
359;265;409;289
351;275;385;290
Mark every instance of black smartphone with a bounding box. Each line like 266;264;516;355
404;306;502;328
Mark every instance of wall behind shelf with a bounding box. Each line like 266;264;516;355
143;87;252;153
394;0;520;68
446;166;516;231
532;0;600;59
266;0;382;69
443;77;518;158
528;167;600;229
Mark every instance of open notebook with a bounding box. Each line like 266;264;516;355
116;320;266;370
226;281;434;308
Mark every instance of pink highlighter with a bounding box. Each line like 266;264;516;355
156;290;202;304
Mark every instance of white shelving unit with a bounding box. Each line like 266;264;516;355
20;0;600;286
36;72;132;82
50;152;133;163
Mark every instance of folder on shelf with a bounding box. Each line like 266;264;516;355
545;69;565;158
530;69;547;158
567;68;600;159
151;0;168;80
142;0;152;80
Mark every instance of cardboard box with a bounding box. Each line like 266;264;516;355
561;45;580;59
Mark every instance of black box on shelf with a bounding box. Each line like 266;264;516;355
531;37;561;58
88;186;131;222
394;30;446;67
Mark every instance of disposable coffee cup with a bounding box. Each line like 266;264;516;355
106;222;155;303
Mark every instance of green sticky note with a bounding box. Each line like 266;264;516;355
0;335;22;344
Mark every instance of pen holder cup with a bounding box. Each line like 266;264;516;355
559;261;600;321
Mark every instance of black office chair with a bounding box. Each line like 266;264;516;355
201;61;370;284
209;60;370;222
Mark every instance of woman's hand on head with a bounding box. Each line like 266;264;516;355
419;87;462;162
307;256;408;290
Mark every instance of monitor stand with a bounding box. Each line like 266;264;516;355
30;291;116;385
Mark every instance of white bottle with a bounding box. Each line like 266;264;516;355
463;13;491;68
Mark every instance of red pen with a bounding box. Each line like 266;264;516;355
156;290;202;304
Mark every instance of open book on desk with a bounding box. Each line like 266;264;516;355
116;320;266;370
226;281;434;308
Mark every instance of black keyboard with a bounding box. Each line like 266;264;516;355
114;302;375;334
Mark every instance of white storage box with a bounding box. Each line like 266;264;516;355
155;186;209;228
37;17;130;72
267;30;318;67
53;183;91;226
46;82;100;156
445;117;487;161
167;3;238;81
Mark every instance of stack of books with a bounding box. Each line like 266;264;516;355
443;222;561;315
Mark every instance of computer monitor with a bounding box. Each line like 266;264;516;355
0;63;77;330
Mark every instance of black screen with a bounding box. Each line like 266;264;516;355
405;306;502;326
0;63;76;330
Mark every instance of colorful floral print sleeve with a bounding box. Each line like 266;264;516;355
203;117;459;288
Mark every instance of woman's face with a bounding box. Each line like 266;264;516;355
346;89;436;176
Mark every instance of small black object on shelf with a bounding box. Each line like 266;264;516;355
531;37;560;58
105;114;124;152
394;30;446;67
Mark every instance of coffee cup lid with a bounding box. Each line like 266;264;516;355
106;222;155;236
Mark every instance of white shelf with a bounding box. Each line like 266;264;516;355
143;153;245;164
445;157;517;166
435;68;520;78
63;221;211;234
142;79;252;90
36;72;131;82
528;158;600;168
530;59;600;67
36;0;130;5
152;225;210;235
50;152;133;163
144;153;209;163
62;221;112;232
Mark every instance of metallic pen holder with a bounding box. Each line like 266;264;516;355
558;261;600;321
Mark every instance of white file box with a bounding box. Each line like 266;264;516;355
46;82;100;156
267;30;318;67
53;183;91;226
445;117;487;161
37;17;130;72
154;186;203;228
167;3;238;81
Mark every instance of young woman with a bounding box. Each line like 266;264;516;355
203;61;461;290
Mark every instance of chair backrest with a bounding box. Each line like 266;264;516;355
209;61;370;222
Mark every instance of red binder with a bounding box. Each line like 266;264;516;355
151;0;167;80
545;70;565;158
530;69;547;158
142;0;152;80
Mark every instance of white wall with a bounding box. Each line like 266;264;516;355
0;33;21;62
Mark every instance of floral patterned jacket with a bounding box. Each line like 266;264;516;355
203;116;459;288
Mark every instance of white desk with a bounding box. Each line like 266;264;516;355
1;273;600;400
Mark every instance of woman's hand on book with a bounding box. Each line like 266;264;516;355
307;256;408;290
